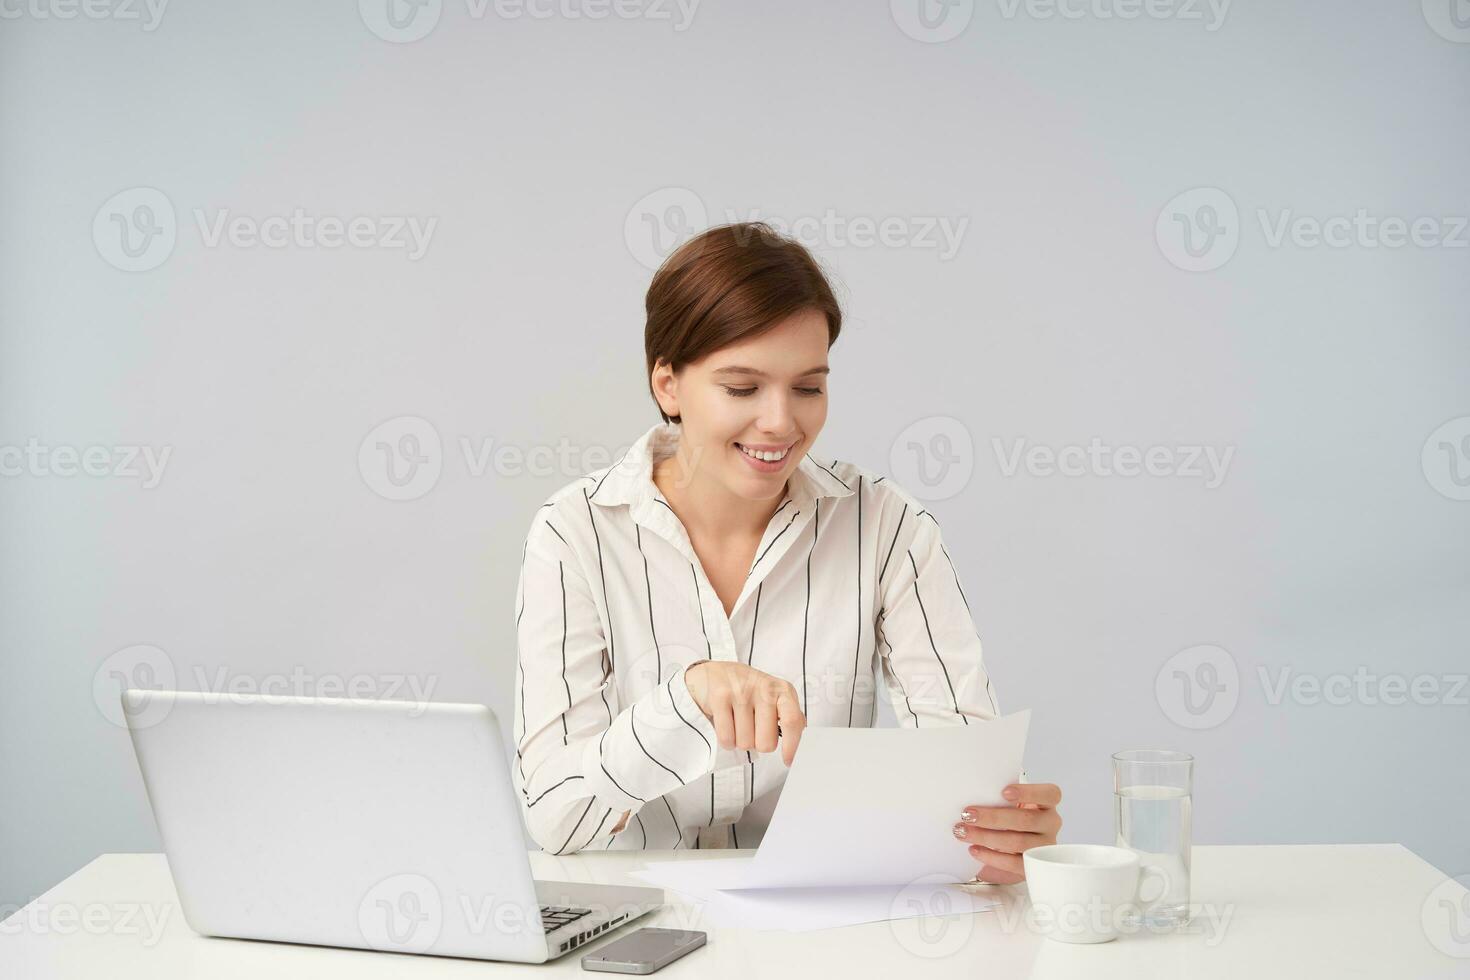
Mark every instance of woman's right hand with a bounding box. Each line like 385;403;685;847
683;661;806;766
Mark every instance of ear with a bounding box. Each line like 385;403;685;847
650;358;680;420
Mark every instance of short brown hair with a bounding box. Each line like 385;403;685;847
645;222;843;425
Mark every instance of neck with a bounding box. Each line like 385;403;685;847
653;442;788;539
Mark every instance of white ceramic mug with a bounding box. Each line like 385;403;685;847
1022;844;1146;944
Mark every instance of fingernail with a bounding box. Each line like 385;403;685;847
952;823;967;839
1003;787;1018;801
960;808;976;823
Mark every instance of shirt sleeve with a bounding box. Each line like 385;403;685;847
873;497;1000;728
512;506;721;854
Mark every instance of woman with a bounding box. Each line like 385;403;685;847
513;222;1061;883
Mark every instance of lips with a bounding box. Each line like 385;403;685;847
733;440;796;473
735;442;792;462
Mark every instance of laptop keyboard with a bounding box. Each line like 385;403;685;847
539;905;593;932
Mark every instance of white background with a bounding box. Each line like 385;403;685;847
2;0;1467;913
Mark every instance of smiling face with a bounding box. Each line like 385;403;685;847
651;308;831;507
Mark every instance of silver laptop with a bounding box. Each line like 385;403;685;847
122;689;663;963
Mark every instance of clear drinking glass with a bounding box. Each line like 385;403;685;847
1112;749;1193;927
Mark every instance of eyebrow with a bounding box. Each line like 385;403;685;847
711;365;830;379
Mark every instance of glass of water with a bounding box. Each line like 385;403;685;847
1112;749;1193;928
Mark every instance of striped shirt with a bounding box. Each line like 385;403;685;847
512;421;1001;854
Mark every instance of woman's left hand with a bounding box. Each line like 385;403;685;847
952;783;1063;884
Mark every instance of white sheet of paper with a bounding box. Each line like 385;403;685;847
629;711;1030;929
628;858;1001;931
715;883;999;932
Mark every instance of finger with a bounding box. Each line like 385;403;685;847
961;805;1059;834
733;698;755;750
975;865;1025;885
953;824;1047;854
711;695;735;750
968;845;1025;877
754;698;778;753
776;691;806;766
1002;783;1061;808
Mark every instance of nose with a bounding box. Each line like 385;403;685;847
756;389;797;438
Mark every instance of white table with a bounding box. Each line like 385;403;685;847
3;846;1467;978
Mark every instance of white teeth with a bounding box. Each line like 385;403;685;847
738;443;789;463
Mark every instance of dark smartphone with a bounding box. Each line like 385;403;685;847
580;927;707;974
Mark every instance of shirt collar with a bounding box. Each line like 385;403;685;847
588;422;855;512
